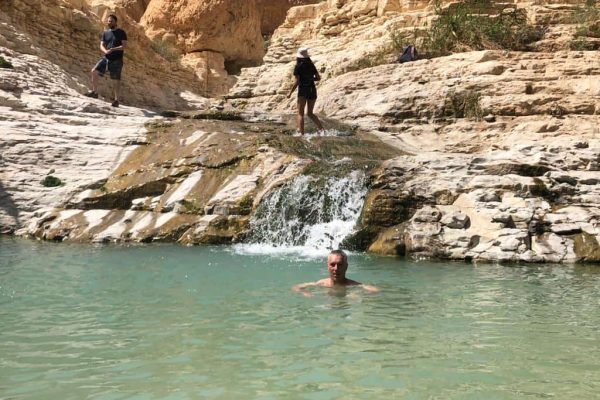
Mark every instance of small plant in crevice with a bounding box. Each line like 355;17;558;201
263;34;272;51
150;38;179;62
0;55;13;69
41;175;63;187
446;89;484;120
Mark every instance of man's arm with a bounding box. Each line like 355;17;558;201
361;284;379;293
108;40;127;53
292;281;318;297
100;41;108;55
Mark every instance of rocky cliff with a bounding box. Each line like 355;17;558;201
0;0;209;108
2;0;600;263
0;0;313;106
227;0;600;263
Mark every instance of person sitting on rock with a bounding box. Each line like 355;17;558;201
292;250;379;297
287;47;325;136
84;14;127;107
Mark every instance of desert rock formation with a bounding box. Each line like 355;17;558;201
141;0;264;71
227;0;600;262
257;0;322;35
2;0;600;263
0;47;153;233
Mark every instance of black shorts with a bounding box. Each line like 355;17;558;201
298;85;317;100
93;57;123;80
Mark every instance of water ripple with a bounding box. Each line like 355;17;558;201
1;238;600;398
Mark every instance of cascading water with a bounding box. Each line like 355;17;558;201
236;170;367;257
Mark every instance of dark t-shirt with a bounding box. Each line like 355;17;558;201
102;28;127;60
293;60;318;87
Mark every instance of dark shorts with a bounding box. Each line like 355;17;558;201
298;85;317;100
93;57;123;80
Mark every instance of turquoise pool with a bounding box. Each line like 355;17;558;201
1;237;599;399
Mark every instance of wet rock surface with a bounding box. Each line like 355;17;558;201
20;115;396;245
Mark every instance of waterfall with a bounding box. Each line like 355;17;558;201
236;170;367;256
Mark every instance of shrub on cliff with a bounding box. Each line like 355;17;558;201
445;89;483;120
0;55;13;69
150;39;179;62
569;0;600;50
41;175;63;187
392;0;546;59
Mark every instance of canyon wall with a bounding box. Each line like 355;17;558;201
2;0;600;262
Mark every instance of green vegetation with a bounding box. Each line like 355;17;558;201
150;38;179;62
0;55;13;69
445;90;483;120
237;194;254;215
569;0;600;50
391;0;545;59
144;120;174;136
345;48;393;73
41;175;63;187
180;199;204;215
345;1;546;72
263;34;272;51
189;110;243;121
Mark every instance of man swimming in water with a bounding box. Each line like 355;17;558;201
293;250;379;297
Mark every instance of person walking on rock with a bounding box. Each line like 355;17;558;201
84;14;127;107
287;47;324;136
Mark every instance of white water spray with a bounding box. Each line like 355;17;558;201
235;170;367;257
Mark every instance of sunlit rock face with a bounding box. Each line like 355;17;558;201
18;114;395;246
225;0;600;263
140;0;264;69
0;0;209;108
0;48;154;234
2;0;600;262
257;0;321;35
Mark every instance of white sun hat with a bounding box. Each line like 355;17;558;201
296;47;310;58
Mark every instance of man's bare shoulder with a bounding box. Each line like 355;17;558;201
315;278;333;287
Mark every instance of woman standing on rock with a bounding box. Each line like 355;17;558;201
288;47;325;136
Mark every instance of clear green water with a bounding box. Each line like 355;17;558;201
1;237;600;399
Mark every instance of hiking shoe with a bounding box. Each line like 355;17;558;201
111;100;119;107
84;91;98;98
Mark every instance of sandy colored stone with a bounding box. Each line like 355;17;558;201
257;0;321;35
141;0;264;67
0;0;212;107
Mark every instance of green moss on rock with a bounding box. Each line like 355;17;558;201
41;175;63;187
0;56;13;69
573;232;600;262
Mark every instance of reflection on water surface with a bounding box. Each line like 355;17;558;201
1;237;599;399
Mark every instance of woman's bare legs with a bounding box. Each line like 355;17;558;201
297;96;307;135
307;99;324;131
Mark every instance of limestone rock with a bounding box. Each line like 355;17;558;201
257;0;321;35
0;0;209;107
141;0;264;67
440;211;470;229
